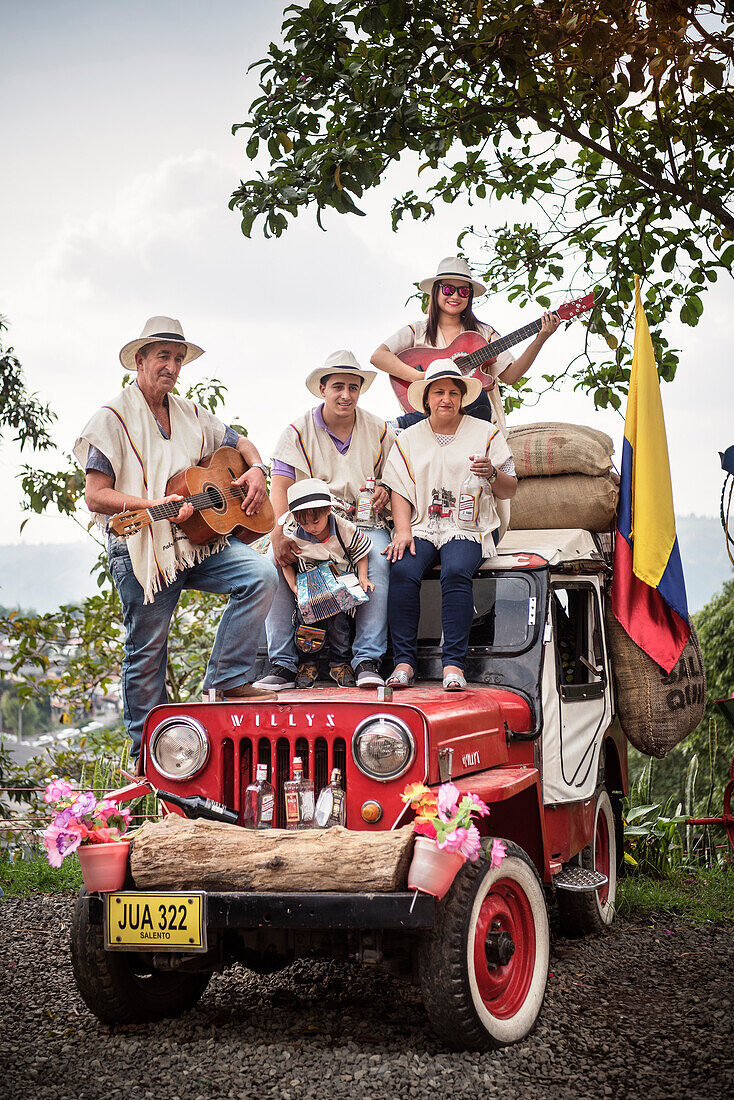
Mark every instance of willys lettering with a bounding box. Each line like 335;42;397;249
230;713;336;729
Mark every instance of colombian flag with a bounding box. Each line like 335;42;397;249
611;277;690;673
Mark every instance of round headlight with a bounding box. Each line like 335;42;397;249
149;716;209;780
352;714;415;781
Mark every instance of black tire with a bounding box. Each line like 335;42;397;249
418;841;550;1051
70;889;211;1024
557;789;618;937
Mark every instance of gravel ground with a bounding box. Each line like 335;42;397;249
1;895;732;1100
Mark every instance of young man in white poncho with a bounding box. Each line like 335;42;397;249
74;316;278;762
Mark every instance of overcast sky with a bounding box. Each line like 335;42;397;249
1;0;732;547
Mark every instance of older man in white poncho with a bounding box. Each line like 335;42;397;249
75;317;278;760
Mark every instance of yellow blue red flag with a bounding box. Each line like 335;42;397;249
611;277;690;672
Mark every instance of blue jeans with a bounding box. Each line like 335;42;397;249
388;537;484;671
109;537;278;757
265;526;391;671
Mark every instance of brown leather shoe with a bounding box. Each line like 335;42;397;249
295;661;319;689
222;683;278;701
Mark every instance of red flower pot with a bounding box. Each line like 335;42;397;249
408;837;466;899
78;840;130;893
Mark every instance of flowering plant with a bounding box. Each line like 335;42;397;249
43;779;132;868
402;781;507;866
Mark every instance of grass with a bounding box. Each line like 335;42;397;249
617;865;734;925
0;851;83;897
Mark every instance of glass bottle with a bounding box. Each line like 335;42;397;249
355;477;376;527
314;768;346;828
457;457;491;532
242;763;275;829
284;756;315;830
155;789;238;825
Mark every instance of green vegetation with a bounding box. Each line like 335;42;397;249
617;866;734;925
0;850;82;897
232;0;734;411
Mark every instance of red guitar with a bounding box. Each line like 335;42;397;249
389;293;595;412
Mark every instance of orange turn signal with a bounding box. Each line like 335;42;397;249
361;800;383;823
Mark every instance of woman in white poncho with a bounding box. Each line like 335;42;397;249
381;361;517;691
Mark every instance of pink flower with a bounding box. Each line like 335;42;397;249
437;783;461;817
489;838;507;869
438;826;467;853
44;778;73;804
71;791;97;816
460;823;482;861
43;823;82;867
465;793;490;817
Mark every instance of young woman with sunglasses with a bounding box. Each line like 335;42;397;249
370;256;559;430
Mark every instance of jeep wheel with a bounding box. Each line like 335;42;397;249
418;842;549;1051
71;889;211;1024
558;788;618;936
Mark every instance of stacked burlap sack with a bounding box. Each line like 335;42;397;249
507;422;618;531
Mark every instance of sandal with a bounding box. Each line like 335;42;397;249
385;668;414;689
443;671;467;692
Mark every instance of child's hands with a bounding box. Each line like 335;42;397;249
360;578;375;594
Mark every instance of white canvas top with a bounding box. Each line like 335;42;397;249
480;528;602;570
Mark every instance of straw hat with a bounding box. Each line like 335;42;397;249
305;349;376;398
278;478;333;525
406;359;483;411
119;316;204;371
418;256;486;298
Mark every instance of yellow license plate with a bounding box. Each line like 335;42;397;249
104;892;207;951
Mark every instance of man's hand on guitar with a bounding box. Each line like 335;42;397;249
232;466;267;517
160;494;194;525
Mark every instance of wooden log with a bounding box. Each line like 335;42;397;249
130;816;416;893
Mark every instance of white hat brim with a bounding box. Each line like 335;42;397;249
305;366;376;398
406;371;483;411
119;338;205;372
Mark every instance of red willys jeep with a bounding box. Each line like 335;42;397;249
71;528;628;1050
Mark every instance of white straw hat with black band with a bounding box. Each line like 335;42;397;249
406;358;483;411
418;256;486;298
305;349;377;398
119;316;205;371
278;478;334;525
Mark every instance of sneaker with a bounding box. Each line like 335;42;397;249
254;664;297;691
354;659;385;689
330;663;356;688
295;662;319;689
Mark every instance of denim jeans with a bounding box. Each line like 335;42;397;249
109;537;278;757
388;536;484;670
265;526;391;672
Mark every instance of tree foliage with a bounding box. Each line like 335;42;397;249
231;0;734;410
0;316;55;450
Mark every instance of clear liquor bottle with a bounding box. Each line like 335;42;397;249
355;477;376;527
284;756;315;830
314;767;346;828
457;457;490;532
242;763;275;829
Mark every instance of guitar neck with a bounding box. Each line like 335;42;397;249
463;317;545;371
146;487;242;524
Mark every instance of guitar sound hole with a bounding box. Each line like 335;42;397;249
203;483;226;513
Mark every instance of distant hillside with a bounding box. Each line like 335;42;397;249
0;516;730;614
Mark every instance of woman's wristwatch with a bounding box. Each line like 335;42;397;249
487;464;498;484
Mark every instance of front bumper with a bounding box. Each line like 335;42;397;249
87;890;435;934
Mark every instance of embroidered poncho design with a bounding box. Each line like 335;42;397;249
381;417;512;556
74;385;227;603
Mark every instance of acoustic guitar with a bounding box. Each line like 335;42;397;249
109;447;275;546
390;293;595;413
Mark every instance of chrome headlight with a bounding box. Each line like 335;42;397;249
352;714;415;781
149;716;209;780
